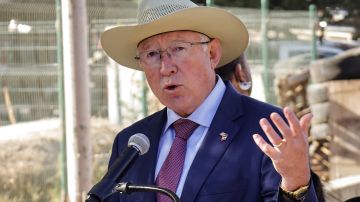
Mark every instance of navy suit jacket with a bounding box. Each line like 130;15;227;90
104;82;318;202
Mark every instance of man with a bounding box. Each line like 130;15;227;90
100;0;317;201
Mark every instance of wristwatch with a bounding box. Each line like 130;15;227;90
280;184;309;201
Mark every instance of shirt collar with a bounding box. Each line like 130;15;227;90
165;75;226;131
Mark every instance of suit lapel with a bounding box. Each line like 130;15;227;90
181;83;244;202
141;109;167;185
125;109;167;202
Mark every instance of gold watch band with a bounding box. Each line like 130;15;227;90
280;184;309;201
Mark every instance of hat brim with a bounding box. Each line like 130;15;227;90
101;6;249;71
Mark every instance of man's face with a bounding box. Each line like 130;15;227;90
137;31;221;117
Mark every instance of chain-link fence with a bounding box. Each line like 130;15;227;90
0;1;314;201
0;3;313;126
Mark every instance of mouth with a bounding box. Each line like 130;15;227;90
164;84;181;92
166;85;177;90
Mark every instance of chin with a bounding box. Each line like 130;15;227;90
169;104;191;117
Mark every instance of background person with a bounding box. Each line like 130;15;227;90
215;54;252;96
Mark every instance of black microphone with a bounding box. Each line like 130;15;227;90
86;133;150;202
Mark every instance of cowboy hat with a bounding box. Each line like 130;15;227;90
101;0;249;71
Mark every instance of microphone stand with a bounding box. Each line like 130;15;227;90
115;182;180;202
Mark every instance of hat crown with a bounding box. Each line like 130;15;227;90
137;0;198;24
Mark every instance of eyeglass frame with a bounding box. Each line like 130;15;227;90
134;40;211;66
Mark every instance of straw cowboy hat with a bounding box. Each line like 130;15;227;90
101;0;249;71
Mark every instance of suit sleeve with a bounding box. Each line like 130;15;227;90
108;133;121;168
260;151;282;202
104;132;127;202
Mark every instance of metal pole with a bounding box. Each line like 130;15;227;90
141;73;148;117
61;0;92;201
261;0;270;102
107;60;121;124
206;0;214;6
116;66;122;123
55;0;68;201
309;4;317;61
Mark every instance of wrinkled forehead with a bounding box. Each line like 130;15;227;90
137;30;209;49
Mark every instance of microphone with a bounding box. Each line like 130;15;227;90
86;133;150;202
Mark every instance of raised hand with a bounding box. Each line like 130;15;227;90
253;107;313;191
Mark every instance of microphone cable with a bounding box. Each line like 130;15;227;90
115;182;180;202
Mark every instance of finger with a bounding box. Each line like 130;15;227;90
259;118;283;146
284;107;302;137
270;112;292;140
253;134;277;159
299;113;313;137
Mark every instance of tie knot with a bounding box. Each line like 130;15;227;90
172;119;199;140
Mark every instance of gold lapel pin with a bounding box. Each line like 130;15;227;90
219;132;228;142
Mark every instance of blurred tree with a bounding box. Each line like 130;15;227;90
192;0;359;13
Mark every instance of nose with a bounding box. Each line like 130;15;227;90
159;50;171;60
160;52;177;75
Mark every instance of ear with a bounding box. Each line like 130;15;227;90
234;64;246;82
208;38;222;69
234;63;251;83
234;63;253;95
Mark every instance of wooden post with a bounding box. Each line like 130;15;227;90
3;87;16;124
328;80;360;180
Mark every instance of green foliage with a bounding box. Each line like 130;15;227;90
194;0;360;11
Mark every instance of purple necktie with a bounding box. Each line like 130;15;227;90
156;119;199;202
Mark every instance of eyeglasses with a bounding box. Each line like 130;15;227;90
135;41;210;66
